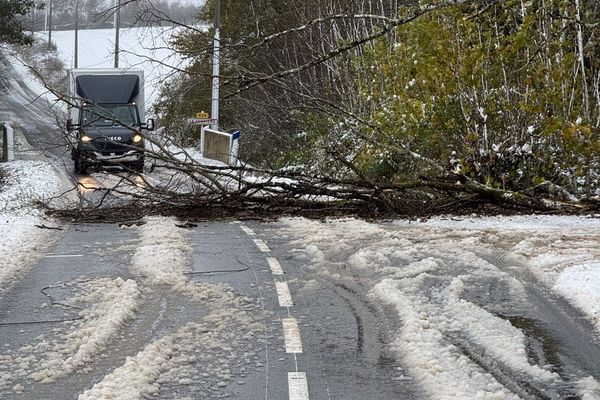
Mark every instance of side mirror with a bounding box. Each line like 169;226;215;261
146;118;155;131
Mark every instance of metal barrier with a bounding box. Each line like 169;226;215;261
200;127;240;166
0;112;14;162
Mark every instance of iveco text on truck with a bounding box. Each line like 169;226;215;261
67;68;154;174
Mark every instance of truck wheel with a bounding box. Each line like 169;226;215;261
75;158;88;174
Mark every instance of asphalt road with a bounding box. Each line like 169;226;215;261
0;221;421;399
2;219;600;399
0;52;68;160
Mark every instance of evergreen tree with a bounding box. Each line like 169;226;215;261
0;0;36;44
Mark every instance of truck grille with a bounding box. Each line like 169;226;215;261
92;138;133;154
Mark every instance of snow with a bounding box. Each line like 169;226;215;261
78;307;261;400
421;214;600;230
1;46;60;112
554;262;600;327
78;216;263;399
131;216;192;288
30;277;140;383
0;277;140;390
77;323;186;399
279;215;600;400
578;376;600;400
145;129;228;168
131;216;246;303
374;279;522;400
5;26;192;109
0;160;62;296
0;213;262;397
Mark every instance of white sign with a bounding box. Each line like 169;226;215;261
200;127;240;166
187;118;218;125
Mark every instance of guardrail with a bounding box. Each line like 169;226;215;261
0;112;14;162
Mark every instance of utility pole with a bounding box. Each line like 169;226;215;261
114;0;121;68
48;0;52;47
74;0;79;68
210;0;221;131
30;0;35;36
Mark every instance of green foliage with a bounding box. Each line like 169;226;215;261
156;0;600;195
0;0;36;44
352;1;600;194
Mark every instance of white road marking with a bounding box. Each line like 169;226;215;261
254;239;271;253
282;318;303;353
267;257;284;275
240;225;255;236
288;372;310;400
46;254;83;258
276;281;294;307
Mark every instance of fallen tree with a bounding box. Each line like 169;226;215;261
38;145;600;223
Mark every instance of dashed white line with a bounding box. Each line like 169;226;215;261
240;225;255;236
282;317;303;354
288;372;310;400
276;281;294;307
254;239;271;253
267;257;284;275
45;254;83;258
241;228;309;399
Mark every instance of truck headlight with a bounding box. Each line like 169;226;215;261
133;134;143;143
81;135;92;142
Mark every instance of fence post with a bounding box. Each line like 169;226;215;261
1;123;5;161
5;125;14;162
200;125;206;158
0;112;14;162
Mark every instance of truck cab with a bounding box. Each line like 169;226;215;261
67;69;153;174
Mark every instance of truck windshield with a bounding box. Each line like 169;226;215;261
82;105;139;127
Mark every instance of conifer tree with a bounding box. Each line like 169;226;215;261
0;0;35;44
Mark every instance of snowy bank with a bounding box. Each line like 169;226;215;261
0;160;62;295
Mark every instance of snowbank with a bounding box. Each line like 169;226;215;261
0;160;62;295
554;262;600;327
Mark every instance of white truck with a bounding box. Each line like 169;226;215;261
67;68;154;174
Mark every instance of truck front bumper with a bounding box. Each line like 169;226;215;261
75;148;144;166
92;150;143;163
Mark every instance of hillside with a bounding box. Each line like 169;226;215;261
36;26;192;106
